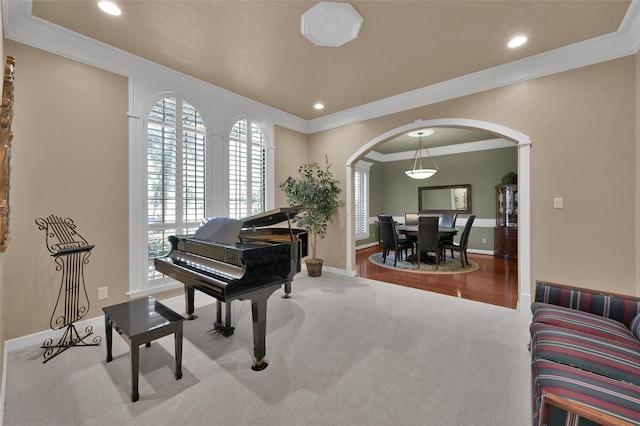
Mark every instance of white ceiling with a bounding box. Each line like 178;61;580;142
26;0;633;122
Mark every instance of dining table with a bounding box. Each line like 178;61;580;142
395;225;458;239
395;225;458;264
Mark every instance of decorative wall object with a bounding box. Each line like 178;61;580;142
0;56;15;252
418;184;472;214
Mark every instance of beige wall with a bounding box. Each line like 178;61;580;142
0;39;638;345
3;40;132;339
636;51;640;297
274;125;309;207
309;56;637;297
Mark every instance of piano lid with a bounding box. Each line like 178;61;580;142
242;207;303;229
192;217;244;244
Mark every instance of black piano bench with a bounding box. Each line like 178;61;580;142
103;297;185;402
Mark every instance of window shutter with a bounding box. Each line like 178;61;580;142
146;96;206;282
355;161;373;239
229;119;266;219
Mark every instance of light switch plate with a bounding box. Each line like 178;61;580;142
553;197;563;209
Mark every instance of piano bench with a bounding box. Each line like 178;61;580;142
102;296;185;402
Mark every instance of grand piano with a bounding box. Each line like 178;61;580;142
154;207;307;371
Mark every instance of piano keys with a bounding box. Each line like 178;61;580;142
154;207;307;371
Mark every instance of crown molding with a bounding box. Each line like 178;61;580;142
4;0;640;136
620;0;640;51
308;27;639;133
365;138;514;163
1;0;309;134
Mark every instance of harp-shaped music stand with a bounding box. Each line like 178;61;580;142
36;215;101;363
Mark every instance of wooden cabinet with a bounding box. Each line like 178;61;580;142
494;185;518;260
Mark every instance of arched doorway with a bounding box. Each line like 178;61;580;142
345;118;532;311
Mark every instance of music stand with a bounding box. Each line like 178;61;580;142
36;215;101;363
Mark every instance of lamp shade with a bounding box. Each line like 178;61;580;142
405;129;439;179
405;168;438;179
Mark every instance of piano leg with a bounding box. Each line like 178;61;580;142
214;300;234;336
247;285;280;371
185;287;198;320
282;280;292;299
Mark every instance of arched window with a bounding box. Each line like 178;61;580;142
228;118;266;219
147;96;206;282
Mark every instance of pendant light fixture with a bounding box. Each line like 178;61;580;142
405;129;439;179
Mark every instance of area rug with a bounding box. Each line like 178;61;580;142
369;252;479;274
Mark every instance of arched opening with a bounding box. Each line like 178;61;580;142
345;118;531;311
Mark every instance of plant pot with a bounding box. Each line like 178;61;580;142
306;258;323;277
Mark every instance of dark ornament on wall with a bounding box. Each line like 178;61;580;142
0;56;15;252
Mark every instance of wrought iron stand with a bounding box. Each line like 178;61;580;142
36;215;101;363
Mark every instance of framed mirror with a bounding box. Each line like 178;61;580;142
418;184;471;214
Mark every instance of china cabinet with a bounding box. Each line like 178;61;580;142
494;185;518;260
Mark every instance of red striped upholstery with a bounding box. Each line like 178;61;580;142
631;314;640;340
532;358;640;425
532;302;639;346
530;322;640;386
535;281;640;328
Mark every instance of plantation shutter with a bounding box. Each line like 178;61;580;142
147;97;206;282
229;119;266;219
355;161;373;239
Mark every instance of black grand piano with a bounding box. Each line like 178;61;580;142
154;207;307;371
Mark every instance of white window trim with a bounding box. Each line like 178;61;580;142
129;92;212;297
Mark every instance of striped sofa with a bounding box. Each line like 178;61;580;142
530;280;640;425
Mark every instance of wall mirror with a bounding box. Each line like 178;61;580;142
418;184;471;214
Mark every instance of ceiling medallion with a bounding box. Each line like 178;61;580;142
301;2;364;47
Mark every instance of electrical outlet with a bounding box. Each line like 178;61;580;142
482;238;487;244
98;286;108;300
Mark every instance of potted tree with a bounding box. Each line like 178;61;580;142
279;158;344;277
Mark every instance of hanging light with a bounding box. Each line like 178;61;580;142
405;129;439;179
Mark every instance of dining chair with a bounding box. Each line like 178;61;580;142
439;213;457;260
440;215;476;268
404;213;419;226
416;216;440;270
377;214;414;267
440;213;457;228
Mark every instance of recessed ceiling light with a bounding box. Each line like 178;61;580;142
508;35;527;48
98;1;121;16
314;103;325;110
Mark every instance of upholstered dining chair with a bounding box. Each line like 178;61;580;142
416;216;440;270
441;215;476;268
440;213;457;228
439;213;457;260
377;214;414;267
404;213;420;226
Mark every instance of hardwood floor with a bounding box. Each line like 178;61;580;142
356;245;519;309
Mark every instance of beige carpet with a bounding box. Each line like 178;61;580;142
3;273;532;426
